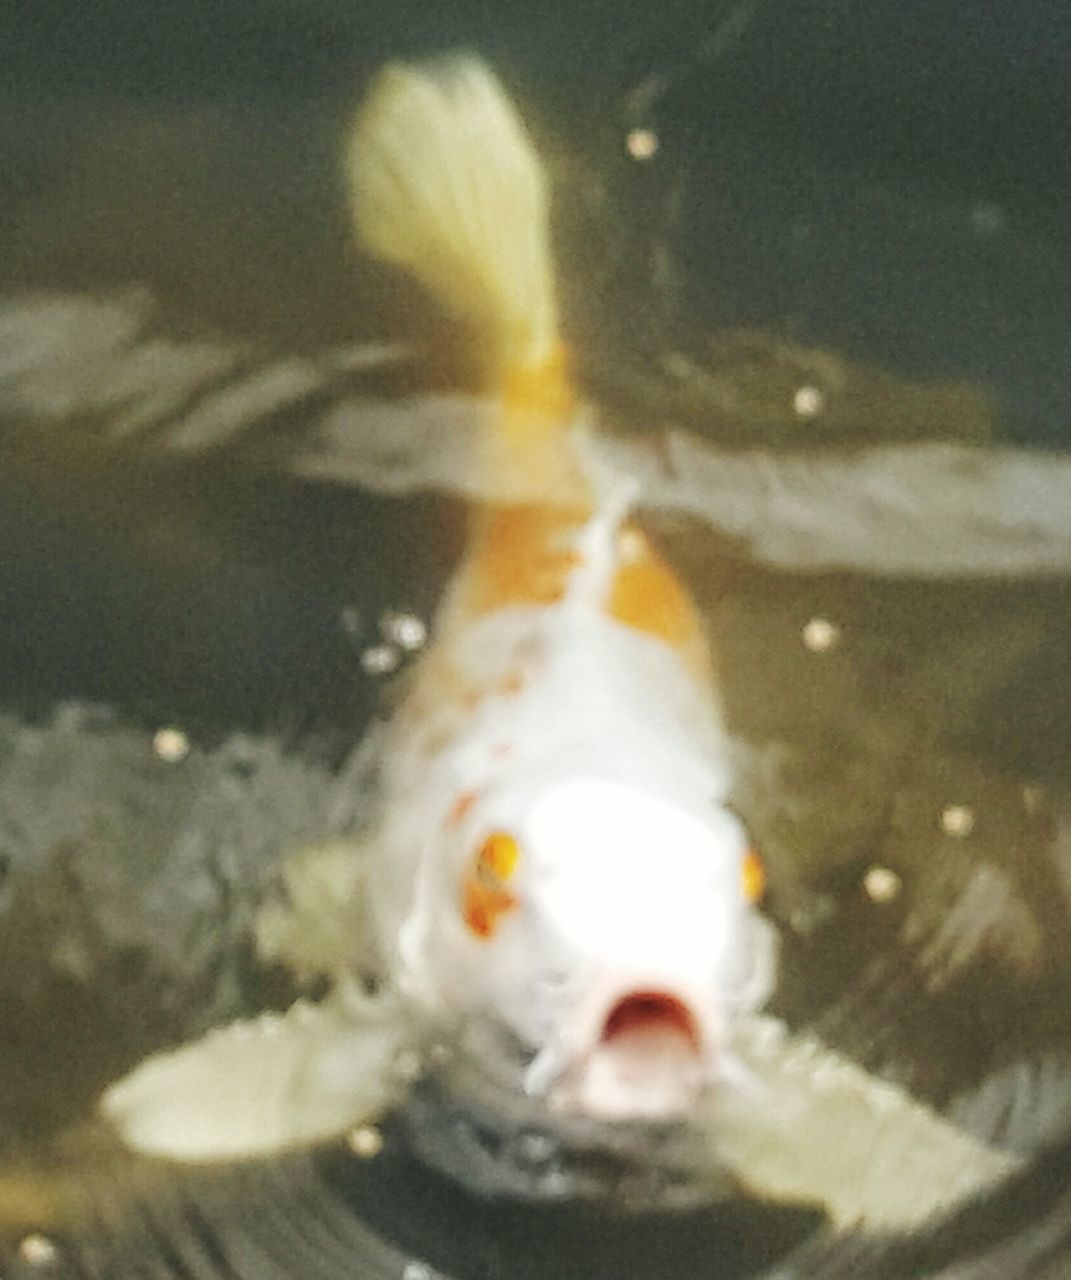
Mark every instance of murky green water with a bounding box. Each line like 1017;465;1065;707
2;3;1071;1276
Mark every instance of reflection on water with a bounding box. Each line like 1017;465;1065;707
2;8;1071;1277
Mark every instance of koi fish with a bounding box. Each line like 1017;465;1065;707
344;53;779;1124
100;49;772;1145
100;54;1020;1231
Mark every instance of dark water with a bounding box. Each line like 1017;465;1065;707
1;2;1071;1277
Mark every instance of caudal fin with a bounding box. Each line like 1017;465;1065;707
346;56;560;382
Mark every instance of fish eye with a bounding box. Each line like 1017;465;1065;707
461;830;521;939
741;847;766;904
477;830;521;882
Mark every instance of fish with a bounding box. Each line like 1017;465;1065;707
339;53;778;1125
99;53;1022;1231
99;48;772;1148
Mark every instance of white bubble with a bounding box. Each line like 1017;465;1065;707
403;1263;433;1280
793;385;825;417
940;804;976;837
152;727;190;763
801;617;840;652
18;1234;59;1266
380;610;427;652
863;865;902;903
617;528;647;562
347;1124;384;1158
361;644;400;676
626;128;659;160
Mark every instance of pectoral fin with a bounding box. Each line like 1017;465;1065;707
100;991;409;1161
710;1017;1023;1231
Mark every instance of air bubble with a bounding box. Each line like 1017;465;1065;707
940;804;976;838
381;610;427;652
347;1124;383;1158
617;528;647;562
626;128;659;160
152;727;190;763
403;1262;433;1280
18;1235;59;1266
801;617;840;652
361;644;400;676
793;385;824;417
863;865;902;903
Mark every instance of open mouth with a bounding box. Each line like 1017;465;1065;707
562;988;707;1122
601;991;703;1053
403;999;730;1211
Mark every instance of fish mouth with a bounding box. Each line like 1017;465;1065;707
402;1008;736;1210
544;987;713;1122
601;991;702;1053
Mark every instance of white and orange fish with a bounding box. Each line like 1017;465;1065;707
100;55;1020;1231
350;53;779;1127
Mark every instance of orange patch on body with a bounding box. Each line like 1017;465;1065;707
606;524;708;665
485;347;588;502
459;504;590;617
501;344;576;427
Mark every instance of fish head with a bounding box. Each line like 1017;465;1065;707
400;773;775;1123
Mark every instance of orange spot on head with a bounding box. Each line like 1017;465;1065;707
462;831;521;940
462;878;519;940
447;791;478;826
742;848;766;904
462;883;493;939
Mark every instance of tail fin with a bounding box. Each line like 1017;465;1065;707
347;57;561;379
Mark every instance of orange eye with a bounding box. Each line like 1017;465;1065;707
478;831;520;881
462;831;521;939
741;848;766;904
